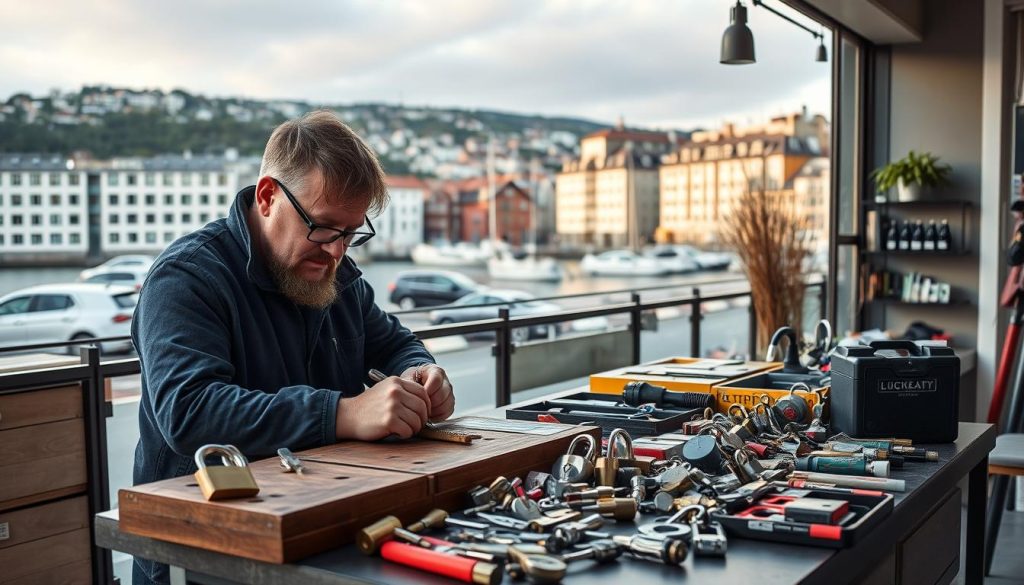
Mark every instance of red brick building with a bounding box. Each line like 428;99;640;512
455;178;534;245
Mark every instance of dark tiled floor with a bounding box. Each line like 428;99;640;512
960;507;1024;584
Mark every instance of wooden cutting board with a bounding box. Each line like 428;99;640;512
118;417;600;563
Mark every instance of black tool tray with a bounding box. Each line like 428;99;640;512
712;485;894;548
505;392;701;438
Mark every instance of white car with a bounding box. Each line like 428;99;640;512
642;246;700;274
79;255;155;282
580;250;670;277
0;283;138;354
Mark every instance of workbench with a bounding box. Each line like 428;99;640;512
95;418;994;585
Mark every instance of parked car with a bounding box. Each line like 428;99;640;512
82;271;146;291
428;289;562;341
642;246;700;274
580;250;670;277
388;270;479;310
0;283;138;354
79;254;155;282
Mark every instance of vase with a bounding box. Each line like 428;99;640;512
897;179;921;202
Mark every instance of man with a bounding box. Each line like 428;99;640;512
131;110;454;584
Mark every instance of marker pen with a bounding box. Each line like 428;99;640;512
797;455;890;477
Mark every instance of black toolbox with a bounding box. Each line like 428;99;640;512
830;340;959;442
505;392;701;438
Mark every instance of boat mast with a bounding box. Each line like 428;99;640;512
487;135;498;244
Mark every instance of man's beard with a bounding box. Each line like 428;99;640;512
267;253;339;309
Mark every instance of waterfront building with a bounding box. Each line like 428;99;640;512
368;176;427;259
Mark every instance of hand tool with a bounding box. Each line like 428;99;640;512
276;447;305;476
506;545;567;584
367;368;479;444
612;534;688;565
380;540;501;585
358;516;402;555
691;519;729;557
559;539;622;564
575;497;637;520
408;509;449;532
796;455;890;477
622;380;716;409
544;514;607;552
789;471;906;492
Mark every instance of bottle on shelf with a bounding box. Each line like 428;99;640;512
886;219;898;251
937;219;951;251
898;221;912;251
923;220;937;251
910;220;924;251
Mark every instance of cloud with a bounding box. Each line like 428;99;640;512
0;0;831;127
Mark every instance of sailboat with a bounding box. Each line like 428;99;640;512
485;151;564;282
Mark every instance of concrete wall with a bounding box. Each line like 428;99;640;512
880;0;983;356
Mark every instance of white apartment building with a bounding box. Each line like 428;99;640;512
555;127;673;249
0;153;258;265
0;154;89;262
368;176;426;258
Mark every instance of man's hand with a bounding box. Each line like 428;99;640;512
335;376;430;441
402;364;454;422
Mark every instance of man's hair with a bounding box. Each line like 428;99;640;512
260;110;388;215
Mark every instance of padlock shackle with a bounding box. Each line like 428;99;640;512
566;434;597;462
607;428;634;460
194;444;250;470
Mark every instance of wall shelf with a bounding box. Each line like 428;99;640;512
862;198;973;210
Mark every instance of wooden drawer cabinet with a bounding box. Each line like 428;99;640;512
899;488;961;585
0;417;87;511
0;496;91;584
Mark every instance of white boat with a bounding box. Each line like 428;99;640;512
487;250;563;282
580;250;671;276
411;242;491;267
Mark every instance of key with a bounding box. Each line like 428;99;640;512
559;539;622;564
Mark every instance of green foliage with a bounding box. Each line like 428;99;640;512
870;150;951;193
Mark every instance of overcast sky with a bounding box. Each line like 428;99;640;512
1;0;832;130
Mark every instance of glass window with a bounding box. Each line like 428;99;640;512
145;213;155;224
0;296;32;315
145;194;155;205
163;213;173;223
128;232;138;243
30;214;41;226
11;174;22;186
69;194;79;205
127;213;138;224
30;194;41;206
145;173;155;186
182;173;192;186
11;215;22;225
29;173;41;186
108;173;119;187
12;234;23;245
30;234;42;245
199;213;210;223
200;173;210;186
181;194;192;205
127;194;137;205
164;194;173;205
217;173;227;186
49;214;61;225
11;195;21;206
217;194;228;206
109;214;119;224
70;233;81;244
200;194;209;205
163;231;174;243
109;194;119;206
68;174;80;186
110;233;120;243
34;294;72;312
69;214;79;225
50;194;61;205
181;213;192;223
127;173;137;186
49;233;62;245
48;173;60;186
145;232;157;243
162;173;173;186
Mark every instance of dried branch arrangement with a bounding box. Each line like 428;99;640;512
720;186;813;352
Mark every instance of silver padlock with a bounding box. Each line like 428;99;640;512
551;434;596;483
774;383;813;424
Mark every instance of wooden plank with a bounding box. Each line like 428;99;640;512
5;559;91;585
0;355;79;375
307;419;601;511
119;459;431;564
0;528;91;583
0;419;87;511
0;496;88;551
0;385;82;431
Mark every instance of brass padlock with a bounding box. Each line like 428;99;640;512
596;428;633;486
193;444;259;501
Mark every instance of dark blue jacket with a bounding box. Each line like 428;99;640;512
131;186;433;584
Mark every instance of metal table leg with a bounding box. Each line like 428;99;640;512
967;455;988;581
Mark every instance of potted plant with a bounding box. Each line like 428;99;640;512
870;150;952;202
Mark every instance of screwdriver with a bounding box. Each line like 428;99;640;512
367;368;477;444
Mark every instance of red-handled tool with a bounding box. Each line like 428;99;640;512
380;541;501;585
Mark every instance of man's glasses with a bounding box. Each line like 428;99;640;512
271;178;376;246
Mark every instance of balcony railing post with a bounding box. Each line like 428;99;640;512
690;287;702;358
80;345;114;585
818;281;827;321
748;301;757;360
495;308;512;408
630;292;642;364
